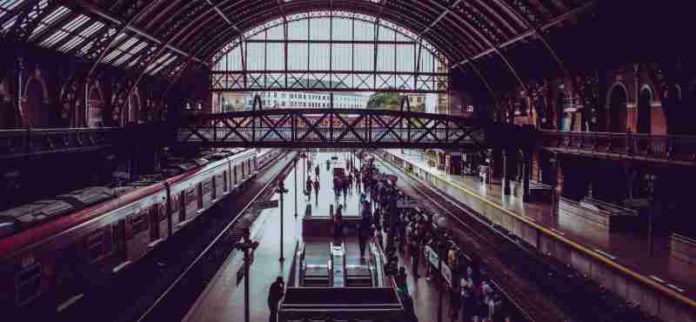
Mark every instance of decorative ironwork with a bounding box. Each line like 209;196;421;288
541;130;696;166
211;11;449;93
0;127;118;160
178;108;487;150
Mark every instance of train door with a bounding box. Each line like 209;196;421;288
197;183;203;210
179;191;186;222
233;167;238;186
149;204;160;241
223;171;228;193
112;219;127;263
212;177;217;200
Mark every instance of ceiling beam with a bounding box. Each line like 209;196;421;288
68;0;206;65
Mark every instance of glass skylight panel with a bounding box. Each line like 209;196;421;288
113;52;134;67
0;0;26;11
63;14;89;32
29;6;70;40
117;37;139;52
79;21;104;38
58;35;85;52
77;39;95;55
40;30;69;47
145;53;173;74
149;55;177;75
127;41;147;55
1;15;16;30
102;48;123;63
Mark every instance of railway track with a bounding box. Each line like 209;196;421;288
375;154;652;322
135;151;297;322
56;151;297;322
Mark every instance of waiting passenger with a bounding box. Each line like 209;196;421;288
313;178;319;200
268;276;285;322
333;205;344;241
306;176;313;200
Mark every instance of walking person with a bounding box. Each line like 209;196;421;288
268;276;285;322
313;177;320;201
333;204;344;241
306;176;313;201
358;216;371;259
409;237;420;278
314;164;319;178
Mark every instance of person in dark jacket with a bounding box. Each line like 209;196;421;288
268;276;285;322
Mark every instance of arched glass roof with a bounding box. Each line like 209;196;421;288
1;0;594;84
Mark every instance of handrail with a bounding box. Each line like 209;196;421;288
540;130;696;164
0;127;120;159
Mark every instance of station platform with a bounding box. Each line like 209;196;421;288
183;152;453;322
381;150;696;305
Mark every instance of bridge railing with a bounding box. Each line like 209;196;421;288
540;130;696;163
0;127;119;159
179;127;473;144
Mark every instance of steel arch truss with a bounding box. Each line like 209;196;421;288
178;108;486;150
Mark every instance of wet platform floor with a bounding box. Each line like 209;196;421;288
383;149;696;301
184;151;454;322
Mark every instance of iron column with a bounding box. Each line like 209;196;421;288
276;178;288;261
235;229;259;322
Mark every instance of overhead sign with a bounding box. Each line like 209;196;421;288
251;199;279;210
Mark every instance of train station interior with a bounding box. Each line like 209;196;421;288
0;1;694;321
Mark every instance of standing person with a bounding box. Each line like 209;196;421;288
358;216;371;259
409;236;420;278
334;205;344;241
449;287;462;322
326;158;330;171
314;164;319;178
313;177;320;200
306;176;313;201
268;276;285;322
333;175;341;200
396;266;409;293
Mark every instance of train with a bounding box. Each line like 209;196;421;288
0;148;282;315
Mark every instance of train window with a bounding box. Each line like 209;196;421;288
15;262;42;306
131;213;148;234
197;183;203;209
179;191;186;221
86;229;107;262
112;219;127;262
223;171;228;192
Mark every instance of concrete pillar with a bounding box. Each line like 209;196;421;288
522;151;531;202
532;151;541;182
503;149;512;196
551;153;563;215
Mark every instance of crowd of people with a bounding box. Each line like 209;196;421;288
359;154;512;322
269;152;512;322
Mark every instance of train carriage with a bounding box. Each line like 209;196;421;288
0;148;277;315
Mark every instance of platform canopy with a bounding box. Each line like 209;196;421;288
0;0;594;81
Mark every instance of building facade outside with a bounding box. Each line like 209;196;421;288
213;91;369;113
